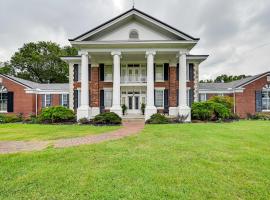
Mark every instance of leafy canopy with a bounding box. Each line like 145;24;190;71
8;41;77;83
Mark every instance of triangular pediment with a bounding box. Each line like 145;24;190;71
70;8;198;42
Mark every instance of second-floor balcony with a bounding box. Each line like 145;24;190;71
121;74;147;83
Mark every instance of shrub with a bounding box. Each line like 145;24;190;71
191;102;213;121
209;96;234;110
92;112;122;125
146;113;169;124
247;113;270;120
39;106;75;123
191;101;232;121
0;114;22;123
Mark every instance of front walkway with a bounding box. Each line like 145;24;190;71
0;120;144;154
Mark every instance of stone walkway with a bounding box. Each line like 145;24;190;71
0;120;144;154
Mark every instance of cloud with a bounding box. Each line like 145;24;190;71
0;0;269;79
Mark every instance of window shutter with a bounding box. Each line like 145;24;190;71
50;94;53;106
67;94;69;108
99;64;104;81
88;64;91;81
164;63;169;81
42;94;46;108
154;63;156;81
59;94;62;106
100;90;105;113
154;90;157;107
255;90;262;112
189;63;194;81
176;89;179;106
189;89;194;107
74;90;78;109
7;92;14;112
73;64;79;82
164;89;169;109
176;63;179;81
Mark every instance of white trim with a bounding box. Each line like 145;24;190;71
74;10;196;41
237;72;270;88
0;75;31;89
71;40;197;45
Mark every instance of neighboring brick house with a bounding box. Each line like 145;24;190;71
0;74;69;117
199;72;270;118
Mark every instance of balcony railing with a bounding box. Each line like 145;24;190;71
121;75;147;83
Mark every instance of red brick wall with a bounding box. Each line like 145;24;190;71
235;76;268;118
1;76;35;117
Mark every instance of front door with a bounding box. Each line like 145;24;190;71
127;94;140;114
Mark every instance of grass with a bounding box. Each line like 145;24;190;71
0;124;120;141
0;121;270;199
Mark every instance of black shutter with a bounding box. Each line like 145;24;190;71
50;94;53;107
88;64;91;81
59;94;62;106
7;92;14;112
74;90;78;109
176;89;179;106
67;94;69;108
100;90;105;113
189;63;194;81
73;64;79;82
176;63;179;81
154;89;156;106
164;63;169;81
154;63;156;82
164;89;169;110
189;89;194;107
255;90;262;112
99;64;104;81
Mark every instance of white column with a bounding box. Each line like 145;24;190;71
178;51;191;122
145;50;157;120
68;62;74;110
77;50;91;120
110;51;122;117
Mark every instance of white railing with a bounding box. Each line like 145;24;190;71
121;75;147;83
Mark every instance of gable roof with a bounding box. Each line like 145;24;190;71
70;8;199;42
199;71;270;91
0;74;69;91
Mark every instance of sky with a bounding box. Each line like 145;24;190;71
0;0;270;80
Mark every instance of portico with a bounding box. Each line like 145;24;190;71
61;8;208;121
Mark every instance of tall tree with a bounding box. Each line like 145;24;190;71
9;41;77;83
200;74;249;83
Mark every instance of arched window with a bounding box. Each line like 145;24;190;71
0;85;8;112
129;29;139;39
262;84;270;111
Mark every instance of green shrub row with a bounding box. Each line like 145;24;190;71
0;114;23;123
247;113;270;120
39;106;76;123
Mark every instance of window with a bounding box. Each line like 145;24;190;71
78;90;81;107
199;93;207;102
42;94;52;108
262;90;270;111
78;64;81;81
104;90;112;108
186;90;190;106
0;86;7;112
104;65;113;81
155;89;164;107
129;29;139;39
61;94;69;107
155;64;164;81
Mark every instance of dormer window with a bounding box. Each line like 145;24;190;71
129;29;139;39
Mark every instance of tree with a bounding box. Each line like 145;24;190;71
9;41;77;83
200;74;249;83
0;62;14;75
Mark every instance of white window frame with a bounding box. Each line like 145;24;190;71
78;89;81;107
104;88;113;109
262;89;270;112
186;63;190;82
61;94;69;107
155;64;164;82
42;94;52;108
104;65;113;82
199;93;207;102
0;87;8;113
155;88;164;108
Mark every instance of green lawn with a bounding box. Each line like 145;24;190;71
0;121;270;199
0;124;120;141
